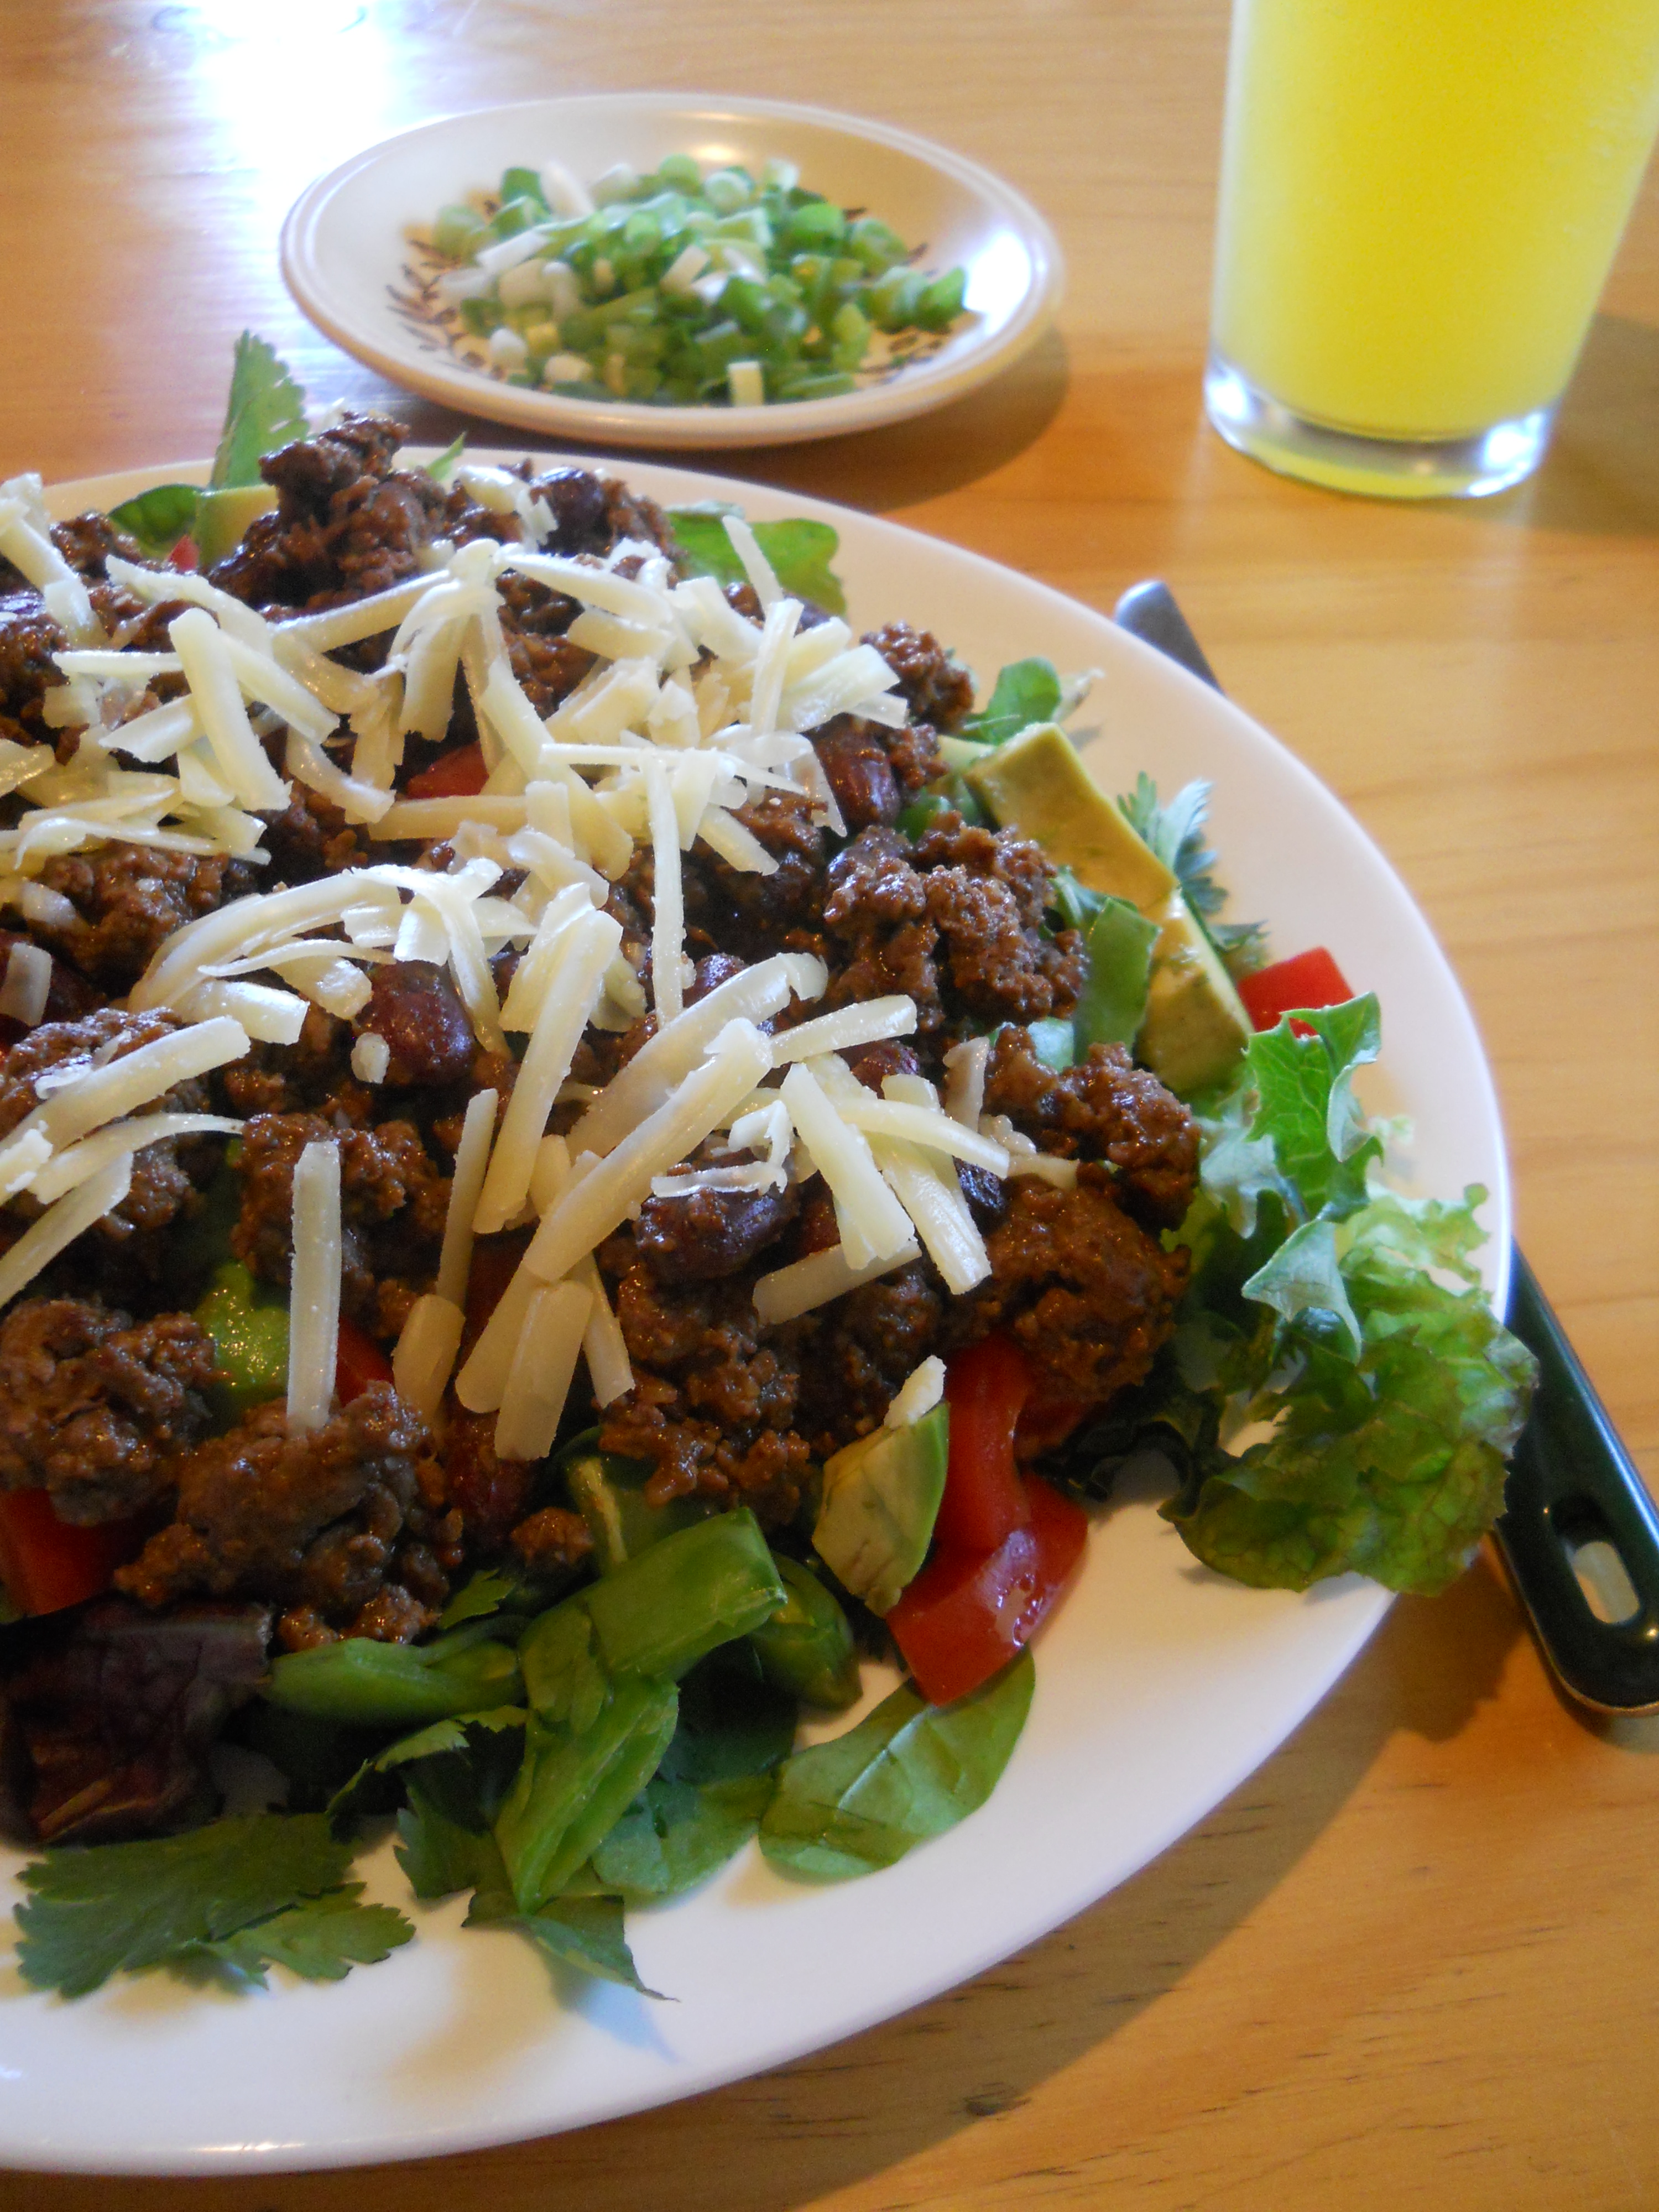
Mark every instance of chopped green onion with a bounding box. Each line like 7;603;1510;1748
427;153;969;409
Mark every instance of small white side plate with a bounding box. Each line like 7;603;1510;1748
280;95;1065;450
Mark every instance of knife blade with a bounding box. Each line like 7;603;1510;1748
1112;578;1659;1713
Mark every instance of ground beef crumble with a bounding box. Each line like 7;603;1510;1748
984;1026;1200;1229
0;1296;217;1524
115;1383;457;1650
231;1109;450;1336
28;846;258;994
0;1007;219;1245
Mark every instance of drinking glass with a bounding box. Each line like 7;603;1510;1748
1206;0;1659;498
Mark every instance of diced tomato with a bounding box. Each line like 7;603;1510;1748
888;1474;1089;1706
888;1525;1041;1704
1025;1473;1089;1600
335;1315;394;1404
1236;947;1355;1036
1014;1386;1092;1461
0;1490;145;1617
405;742;487;800
168;536;200;571
935;1334;1032;1552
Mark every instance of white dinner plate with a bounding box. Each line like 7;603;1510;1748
279;95;1063;450
0;454;1509;2175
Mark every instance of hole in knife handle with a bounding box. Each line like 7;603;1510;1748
1551;1496;1643;1626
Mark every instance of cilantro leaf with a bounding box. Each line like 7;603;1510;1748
395;1788;514;1905
14;1813;366;1997
958;657;1062;746
210;332;308;490
189;1891;414;1990
667;505;847;615
1118;773;1267;973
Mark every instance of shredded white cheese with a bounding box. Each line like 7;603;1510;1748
496;1279;593;1461
770;995;917;1066
351;1032;390;1084
391;1291;466;1420
0;1155;133;1313
571;952;823;1159
473;908;619;1234
286;1139;342;1434
780;1061;914;1270
943;1036;990;1128
752;1235;921;1326
27;1112;242;1206
525;1020;773;1286
885;1355;946;1428
436;1087;499;1307
0;942;51;1026
167;608;290;811
573;1254;632;1404
7;1014;249;1159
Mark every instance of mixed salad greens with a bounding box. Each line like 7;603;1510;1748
3;348;1535;2004
421;153;968;405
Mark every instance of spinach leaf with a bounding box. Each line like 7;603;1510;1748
667;504;847;615
399;1771;660;1994
495;1676;679;1914
591;1647;796;1902
760;1653;1034;1881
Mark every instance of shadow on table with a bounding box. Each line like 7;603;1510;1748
1448;312;1659;539
9;1556;1525;2212
368;331;1071;514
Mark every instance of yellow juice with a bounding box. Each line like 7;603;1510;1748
1212;0;1659;440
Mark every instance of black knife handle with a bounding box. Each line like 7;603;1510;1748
1113;576;1659;1712
1493;1252;1659;1713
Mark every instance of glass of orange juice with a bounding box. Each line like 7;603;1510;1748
1206;0;1659;498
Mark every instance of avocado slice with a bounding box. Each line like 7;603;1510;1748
965;722;1250;1097
964;722;1178;910
193;483;278;568
1137;889;1253;1096
564;1446;718;1575
813;1403;949;1616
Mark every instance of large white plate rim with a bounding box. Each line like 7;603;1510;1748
0;454;1506;2174
279;95;1064;450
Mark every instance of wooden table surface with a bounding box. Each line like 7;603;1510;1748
4;3;1658;2205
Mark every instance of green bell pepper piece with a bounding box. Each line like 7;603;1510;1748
194;1259;289;1421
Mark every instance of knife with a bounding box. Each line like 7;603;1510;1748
1112;578;1659;1714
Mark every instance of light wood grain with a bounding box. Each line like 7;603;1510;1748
3;2;1658;2205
